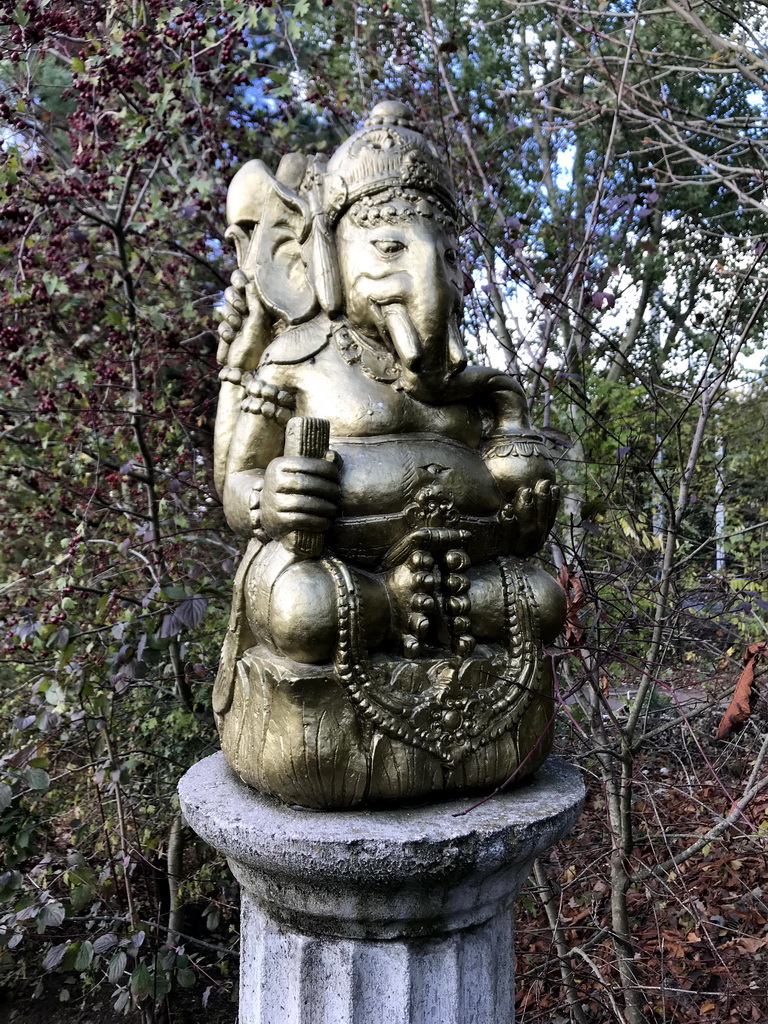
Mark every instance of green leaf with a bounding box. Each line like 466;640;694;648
72;366;95;387
114;989;131;1013
38;901;66;928
45;681;65;706
69;883;93;913
0;871;22;901
42;942;69;971
159;947;176;971
176;596;207;629
108;950;128;984
0;783;12;812
42;272;70;297
74;940;94;971
176;966;196;988
93;932;118;955
580;496;608;522
130;963;152;1001
25;767;50;792
53;627;72;651
152;968;171;1000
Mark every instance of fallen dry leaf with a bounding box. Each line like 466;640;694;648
736;935;768;953
556;563;588;648
716;641;766;740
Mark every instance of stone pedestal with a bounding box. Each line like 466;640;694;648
178;752;583;1024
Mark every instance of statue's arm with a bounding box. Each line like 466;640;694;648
222;364;339;545
221;371;291;537
479;375;560;557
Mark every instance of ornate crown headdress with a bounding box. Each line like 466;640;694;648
322;101;457;224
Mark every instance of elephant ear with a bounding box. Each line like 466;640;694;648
225;159;275;271
225;155;318;326
252;176;319;326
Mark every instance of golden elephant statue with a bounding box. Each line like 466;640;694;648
211;101;565;808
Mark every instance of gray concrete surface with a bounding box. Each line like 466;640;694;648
179;752;584;1023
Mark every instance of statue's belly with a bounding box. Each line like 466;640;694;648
329;433;502;567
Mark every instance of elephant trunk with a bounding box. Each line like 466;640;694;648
375;301;467;400
380;303;422;372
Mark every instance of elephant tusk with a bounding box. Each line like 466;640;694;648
447;315;467;376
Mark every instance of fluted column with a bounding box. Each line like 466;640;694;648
179;753;583;1024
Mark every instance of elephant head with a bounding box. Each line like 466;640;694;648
223;101;469;401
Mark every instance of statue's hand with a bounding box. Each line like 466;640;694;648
216;269;269;372
261;455;340;541
508;479;560;556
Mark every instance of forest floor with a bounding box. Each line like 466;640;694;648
516;664;768;1023
0;983;234;1024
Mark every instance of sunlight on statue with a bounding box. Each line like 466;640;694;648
212;101;566;808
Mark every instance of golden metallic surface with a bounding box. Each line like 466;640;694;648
212;101;566;808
